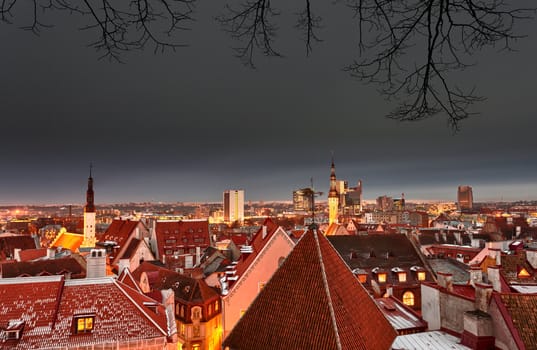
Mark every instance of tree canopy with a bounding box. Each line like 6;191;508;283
1;0;534;129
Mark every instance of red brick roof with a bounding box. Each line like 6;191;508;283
155;219;210;261
0;256;86;278
493;292;537;350
100;219;140;247
223;227;397;350
18;248;47;262
0;235;37;261
0;276;170;349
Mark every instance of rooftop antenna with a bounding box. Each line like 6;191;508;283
309;178;323;230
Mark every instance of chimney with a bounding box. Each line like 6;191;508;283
118;258;130;274
437;272;453;292
195;246;201;267
13;248;22;262
86;249;107;278
474;283;493;313
47;248;56;259
461;283;495;350
469;266;483;287
487;266;501;292
488;248;501;266
526;249;537;269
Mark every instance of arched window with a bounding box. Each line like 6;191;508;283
402;291;415;306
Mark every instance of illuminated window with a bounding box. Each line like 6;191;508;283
180;305;185;318
358;274;367;283
402;291;415;306
180;323;185;335
518;267;531;278
417;271;426;281
193;344;201;350
192;306;201;320
398;272;407;283
258;282;266;292
240;310;246;318
73;315;94;334
215;301;219;312
378;273;387;283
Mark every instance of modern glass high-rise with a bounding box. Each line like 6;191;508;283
223;190;245;223
457;185;473;211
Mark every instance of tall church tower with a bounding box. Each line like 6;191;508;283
81;164;97;248
328;157;339;225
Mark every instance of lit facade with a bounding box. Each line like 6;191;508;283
457;185;473;211
223;190;244;223
328;159;339;225
81;166;97;248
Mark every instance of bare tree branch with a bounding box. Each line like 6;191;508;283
1;0;195;61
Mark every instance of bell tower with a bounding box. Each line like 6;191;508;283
328;156;339;225
81;164;97;248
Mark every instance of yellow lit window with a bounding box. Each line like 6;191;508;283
358;274;367;283
398;272;407;282
258;282;266;292
403;291;415;306
378;273;387;283
74;316;94;334
215;301;219;312
417;271;426;281
518;268;531;278
240;310;246;318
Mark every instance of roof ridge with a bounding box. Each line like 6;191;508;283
314;229;342;350
113;279;168;336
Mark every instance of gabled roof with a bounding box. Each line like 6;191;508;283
18;248;47;262
0;276;169;349
0;256;86;278
324;222;351;236
154;219;210;260
0;235;37;261
100;219;140;246
223;227;397;350
493;293;537;350
50;232;84;252
327;234;424;270
226;218;294;290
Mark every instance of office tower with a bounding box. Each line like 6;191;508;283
458;185;473;211
293;188;314;212
223;190;245;223
344;180;363;215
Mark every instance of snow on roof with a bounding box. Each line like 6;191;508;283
392;331;471;349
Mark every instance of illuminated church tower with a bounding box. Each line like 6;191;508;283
81;164;97;248
328;157;339;225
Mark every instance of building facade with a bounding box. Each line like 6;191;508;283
457;185;473;211
223;190;244;223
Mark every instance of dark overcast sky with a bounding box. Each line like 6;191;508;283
0;1;536;205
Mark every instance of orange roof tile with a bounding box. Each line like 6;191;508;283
223;227;397;350
51;232;84;252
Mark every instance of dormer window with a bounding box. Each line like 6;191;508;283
73;314;95;334
3;320;25;340
398;272;407;283
518;267;531;278
378;273;387;283
417;271;426;281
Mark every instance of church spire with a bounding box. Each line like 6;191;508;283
328;155;339;226
85;163;95;213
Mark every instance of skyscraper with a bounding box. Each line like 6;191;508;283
457;185;473;211
223;189;245;223
293;188;314;212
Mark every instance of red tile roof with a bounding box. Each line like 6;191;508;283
0;276;170;349
223;227;397;350
155;219;210;261
493;292;537;350
100;219;140;247
0;256;86;278
0;235;37;261
18;248;47;262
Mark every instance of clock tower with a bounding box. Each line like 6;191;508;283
328;157;339;225
81;164;97;248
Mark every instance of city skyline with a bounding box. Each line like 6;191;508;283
0;2;535;206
